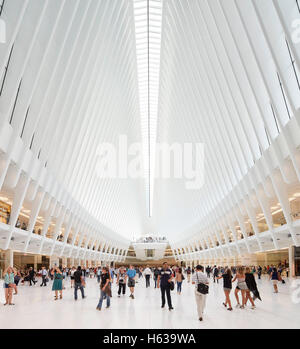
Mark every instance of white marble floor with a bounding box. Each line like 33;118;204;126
0;275;299;329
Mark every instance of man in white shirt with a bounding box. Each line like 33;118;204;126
144;266;152;288
40;267;48;287
192;265;209;321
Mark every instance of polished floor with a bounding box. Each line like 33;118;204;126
0;274;299;329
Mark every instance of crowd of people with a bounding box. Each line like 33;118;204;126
134;236;167;243
2;262;288;321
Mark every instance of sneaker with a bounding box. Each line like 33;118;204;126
235;304;240;308
132;295;135;299
96;307;101;311
240;305;244;309
199;317;203;321
169;307;174;311
227;307;233;311
251;305;256;310
161;305;165;308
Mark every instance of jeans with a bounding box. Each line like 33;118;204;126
177;281;182;293
40;275;47;286
118;282;126;295
145;275;150;288
161;285;172;308
74;283;85;300
194;289;207;318
29;277;36;286
97;275;101;283
97;290;110;309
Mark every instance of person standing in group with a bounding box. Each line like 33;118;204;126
144;265;152;288
157;262;174;311
96;267;112;311
175;267;184;295
192;265;209;321
28;267;37;286
51;267;63;300
218;268;233;311
40;266;48;287
154;267;160;288
244;267;257;309
3;267;15;306
117;266;127;297
127;265;137;299
74;266;85;300
232;267;248;308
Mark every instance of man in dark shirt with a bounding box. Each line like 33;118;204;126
74;266;85;300
157;262;174;310
29;267;36;286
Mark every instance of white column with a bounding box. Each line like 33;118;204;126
289;245;295;277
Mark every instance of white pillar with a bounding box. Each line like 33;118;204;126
289;245;295;277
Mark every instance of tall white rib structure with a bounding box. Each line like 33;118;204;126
0;0;300;267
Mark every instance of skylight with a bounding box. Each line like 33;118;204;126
133;0;163;217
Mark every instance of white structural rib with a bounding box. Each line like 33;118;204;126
154;0;300;263
133;0;162;217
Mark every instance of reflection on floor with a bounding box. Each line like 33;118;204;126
0;274;299;329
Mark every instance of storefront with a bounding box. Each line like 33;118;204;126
0;200;10;224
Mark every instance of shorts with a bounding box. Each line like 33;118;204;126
224;288;231;292
237;282;248;290
128;278;135;288
272;280;278;285
71;276;74;280
4;283;11;289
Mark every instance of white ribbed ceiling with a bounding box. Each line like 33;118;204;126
1;0;299;249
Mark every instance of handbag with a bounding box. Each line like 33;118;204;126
196;273;209;294
169;281;175;291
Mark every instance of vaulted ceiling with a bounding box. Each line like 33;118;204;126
0;0;300;258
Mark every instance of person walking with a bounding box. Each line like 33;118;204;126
117;266;127;297
175;267;184;294
192;265;209;321
245;267;258;309
186;266;192;283
28;267;37;286
3;267;15;306
154;267;160;288
232;267;248;308
97;267;101;283
51;267;63;300
74;266;85;300
40;267;48;287
127;265;137;299
213;266;219;283
96;267;111;310
157;262;174;311
218;268;233;311
144;265;152;288
270;267;280;293
257;265;262;280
